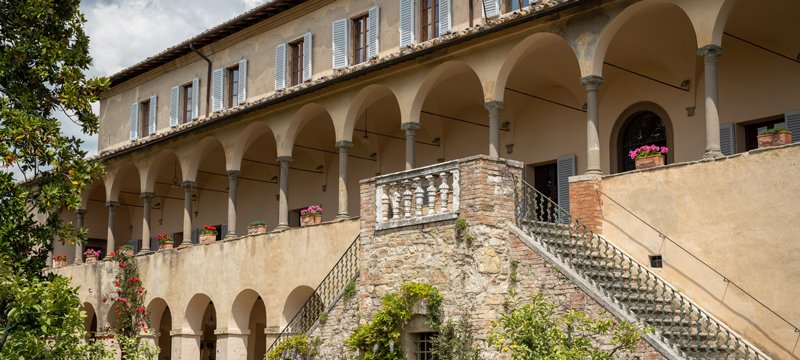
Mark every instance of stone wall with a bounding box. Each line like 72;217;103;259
309;156;663;359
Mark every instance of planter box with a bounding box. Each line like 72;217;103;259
199;234;217;245
313;214;322;224
158;242;174;251
635;155;665;170
85;255;98;264
757;132;792;148
248;225;267;235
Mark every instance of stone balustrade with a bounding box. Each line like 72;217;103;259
374;161;460;230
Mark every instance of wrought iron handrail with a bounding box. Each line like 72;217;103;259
267;235;360;351
598;189;800;336
514;179;771;359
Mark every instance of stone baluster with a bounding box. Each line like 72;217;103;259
380;185;390;222
391;182;401;220
402;179;412;218
439;172;449;214
413;177;424;217
450;169;460;211
426;174;437;215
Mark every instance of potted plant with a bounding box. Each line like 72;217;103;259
83;249;101;264
248;220;268;235
52;255;68;268
119;244;135;256
300;208;312;227
200;225;217;245
757;127;792;148
157;234;174;251
630;145;669;170
307;205;323;225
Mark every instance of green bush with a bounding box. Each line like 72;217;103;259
265;335;319;360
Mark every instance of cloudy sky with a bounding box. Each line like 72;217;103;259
64;0;267;155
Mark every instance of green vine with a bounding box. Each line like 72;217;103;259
265;335;320;360
509;260;519;284
346;281;443;359
455;217;474;244
342;280;356;300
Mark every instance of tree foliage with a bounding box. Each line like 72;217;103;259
0;0;108;355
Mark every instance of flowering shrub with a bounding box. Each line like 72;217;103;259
83;249;101;258
629;145;668;160
201;225;217;236
52;255;67;262
300;205;323;217
157;233;173;244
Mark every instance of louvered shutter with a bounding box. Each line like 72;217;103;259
148;95;157;135
786;110;800;143
212;68;224;112
169;86;179;127
127;240;139;254
191;228;199;245
150;237;158;252
483;0;500;17
332;19;348;70
129;103;139;140
238;59;247;104
303;32;312;81
399;0;414;47
719;122;736;156
275;43;286;90
191;77;200;120
438;0;451;35
221;224;228;239
556;155;576;222
367;6;380;59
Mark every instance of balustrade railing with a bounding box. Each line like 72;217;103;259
375;161;460;230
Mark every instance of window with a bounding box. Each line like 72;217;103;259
227;65;240;108
507;0;524;11
617;111;667;173
413;332;437;360
181;83;193;124
289;38;304;87
420;0;438;42
744;117;786;151
352;14;369;64
139;99;150;138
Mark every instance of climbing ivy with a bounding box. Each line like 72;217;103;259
265;335;320;360
346;281;443;359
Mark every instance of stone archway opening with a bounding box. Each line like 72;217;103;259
200;302;217;360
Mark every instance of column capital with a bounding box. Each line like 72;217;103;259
214;328;251;336
105;201;119;208
580;75;604;90
697;44;723;62
140;192;155;199
336;140;354;149
181;180;196;190
400;122;421;131
277;156;293;163
76;208;87;215
484;100;505;112
226;170;241;178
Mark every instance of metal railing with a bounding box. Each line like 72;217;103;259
514;179;770;359
268;235;360;351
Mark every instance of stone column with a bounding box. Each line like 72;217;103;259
74;209;86;264
105;201;118;259
698;45;724;158
581;75;604;175
226;171;240;239
181;181;196;247
401;122;421;170
140;192;154;254
276;156;292;231
336;140;353;219
485;101;504;158
170;330;201;359
215;329;249;358
141;331;159;350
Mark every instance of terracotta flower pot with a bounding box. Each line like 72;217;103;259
54;259;67;268
757;132;792;148
635;154;665;170
85;255;98;264
248;225;267;235
158;242;174;251
301;216;312;227
200;234;216;245
313;214;322;224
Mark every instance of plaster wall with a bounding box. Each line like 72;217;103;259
601;144;800;359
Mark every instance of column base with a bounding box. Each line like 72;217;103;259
335;213;351;220
137;249;153;256
702;149;724;159
177;243;192;249
224;233;237;241
273;225;289;232
584;169;603;176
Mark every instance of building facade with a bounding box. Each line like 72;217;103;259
53;0;800;359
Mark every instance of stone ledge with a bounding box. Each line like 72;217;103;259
375;212;459;231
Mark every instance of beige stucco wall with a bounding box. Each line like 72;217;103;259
601;144;800;359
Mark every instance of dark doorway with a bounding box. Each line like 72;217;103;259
618;111;667;172
533;163;557;222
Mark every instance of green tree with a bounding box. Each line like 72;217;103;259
488;293;647;359
0;0;108;355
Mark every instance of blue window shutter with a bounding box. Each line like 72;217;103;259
275;43;286;90
221;224;228;239
129;102;138;140
238;58;248;104
786;110;800;143
148;95;157;135
150;237;158;251
556;155;576;217
127;240;139;254
332;19;348;70
191;77;200;120
169;86;179;127
399;0;414;47
191;228;199;245
367;6;380;59
483;0;499;17
212;68;224;112
303;33;312;81
438;0;451;35
719;122;736;156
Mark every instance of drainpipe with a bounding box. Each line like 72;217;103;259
190;42;212;118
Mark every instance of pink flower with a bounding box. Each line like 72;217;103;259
661;146;669;154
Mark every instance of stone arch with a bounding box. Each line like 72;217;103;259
280;103;334;157
409;61;485;126
183;293;214;332
107;162;141;203
342;84;402;142
147;297;172;358
147;297;170;332
230;289;263;331
610;101;675;174
143;149;183;193
493;32;579;103
182;135;227;183
229;121;278;172
281;286;321;328
82;302;97;337
230;289;267;359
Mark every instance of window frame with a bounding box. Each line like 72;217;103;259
181;82;193;124
506;0;525;12
139;99;150;138
289;38;305;87
419;0;438;42
413;332;437;360
226;65;240;108
351;13;369;65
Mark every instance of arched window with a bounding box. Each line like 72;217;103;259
618;111;668;172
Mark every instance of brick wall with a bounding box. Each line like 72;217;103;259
568;174;604;234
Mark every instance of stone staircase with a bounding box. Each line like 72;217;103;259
513;180;770;360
